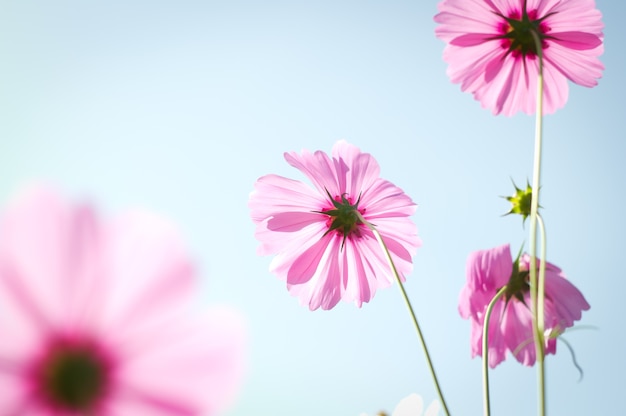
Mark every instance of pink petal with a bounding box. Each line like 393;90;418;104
284;149;340;197
451;33;496;46
551;31;602;50
286;234;333;285
249;174;324;224
331;140;381;197
114;307;247;415
96;210;197;342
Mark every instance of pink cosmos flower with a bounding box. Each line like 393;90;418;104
459;243;589;368
0;186;246;415
434;0;604;115
249;140;420;310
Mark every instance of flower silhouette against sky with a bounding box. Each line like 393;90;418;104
434;0;604;115
0;186;246;414
459;243;589;368
249;140;420;310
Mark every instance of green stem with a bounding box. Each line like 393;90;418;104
482;286;507;416
357;212;450;415
529;30;546;416
537;214;547;347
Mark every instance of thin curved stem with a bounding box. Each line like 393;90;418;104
357;212;450;415
529;30;546;416
482;286;507;416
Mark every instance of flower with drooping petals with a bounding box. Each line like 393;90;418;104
459;243;589;367
434;0;604;115
249;140;420;310
0;186;246;415
359;393;440;416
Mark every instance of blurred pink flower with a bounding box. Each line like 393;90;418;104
434;0;604;115
0;186;246;415
249;140;420;310
459;243;589;368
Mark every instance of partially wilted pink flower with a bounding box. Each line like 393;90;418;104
249;140;420;310
434;0;604;115
459;243;589;368
0;186;246;415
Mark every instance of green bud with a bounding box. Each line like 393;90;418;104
502;179;538;224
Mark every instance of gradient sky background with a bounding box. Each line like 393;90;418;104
1;1;624;415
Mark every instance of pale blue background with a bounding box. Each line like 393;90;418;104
1;1;624;415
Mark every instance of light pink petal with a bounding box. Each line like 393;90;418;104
544;0;604;34
544;41;604;87
114;307;247;416
341;238;373;307
0;370;30;412
360;180;416;219
267;222;329;279
357;235;400;288
284;149;340;197
434;0;502;42
0;186;84;330
95;210;197;344
331;140;381;197
249;174;325;224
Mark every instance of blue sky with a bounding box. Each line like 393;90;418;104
1;1;624;414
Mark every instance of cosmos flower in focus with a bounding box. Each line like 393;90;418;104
0;186;246;415
459;243;589;368
249;140;420;310
434;0;604;115
359;393;440;416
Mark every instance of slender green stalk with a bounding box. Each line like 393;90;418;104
482;286;507;416
529;30;547;416
356;212;450;416
537;214;547;344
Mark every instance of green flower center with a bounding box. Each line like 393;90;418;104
504;264;530;303
36;338;111;411
496;4;556;58
319;191;365;247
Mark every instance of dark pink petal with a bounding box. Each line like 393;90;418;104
451;33;495;46
501;300;537;366
544;272;590;327
288;236;342;310
551;31;602;50
267;212;325;232
465;244;512;292
286;234;333;285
